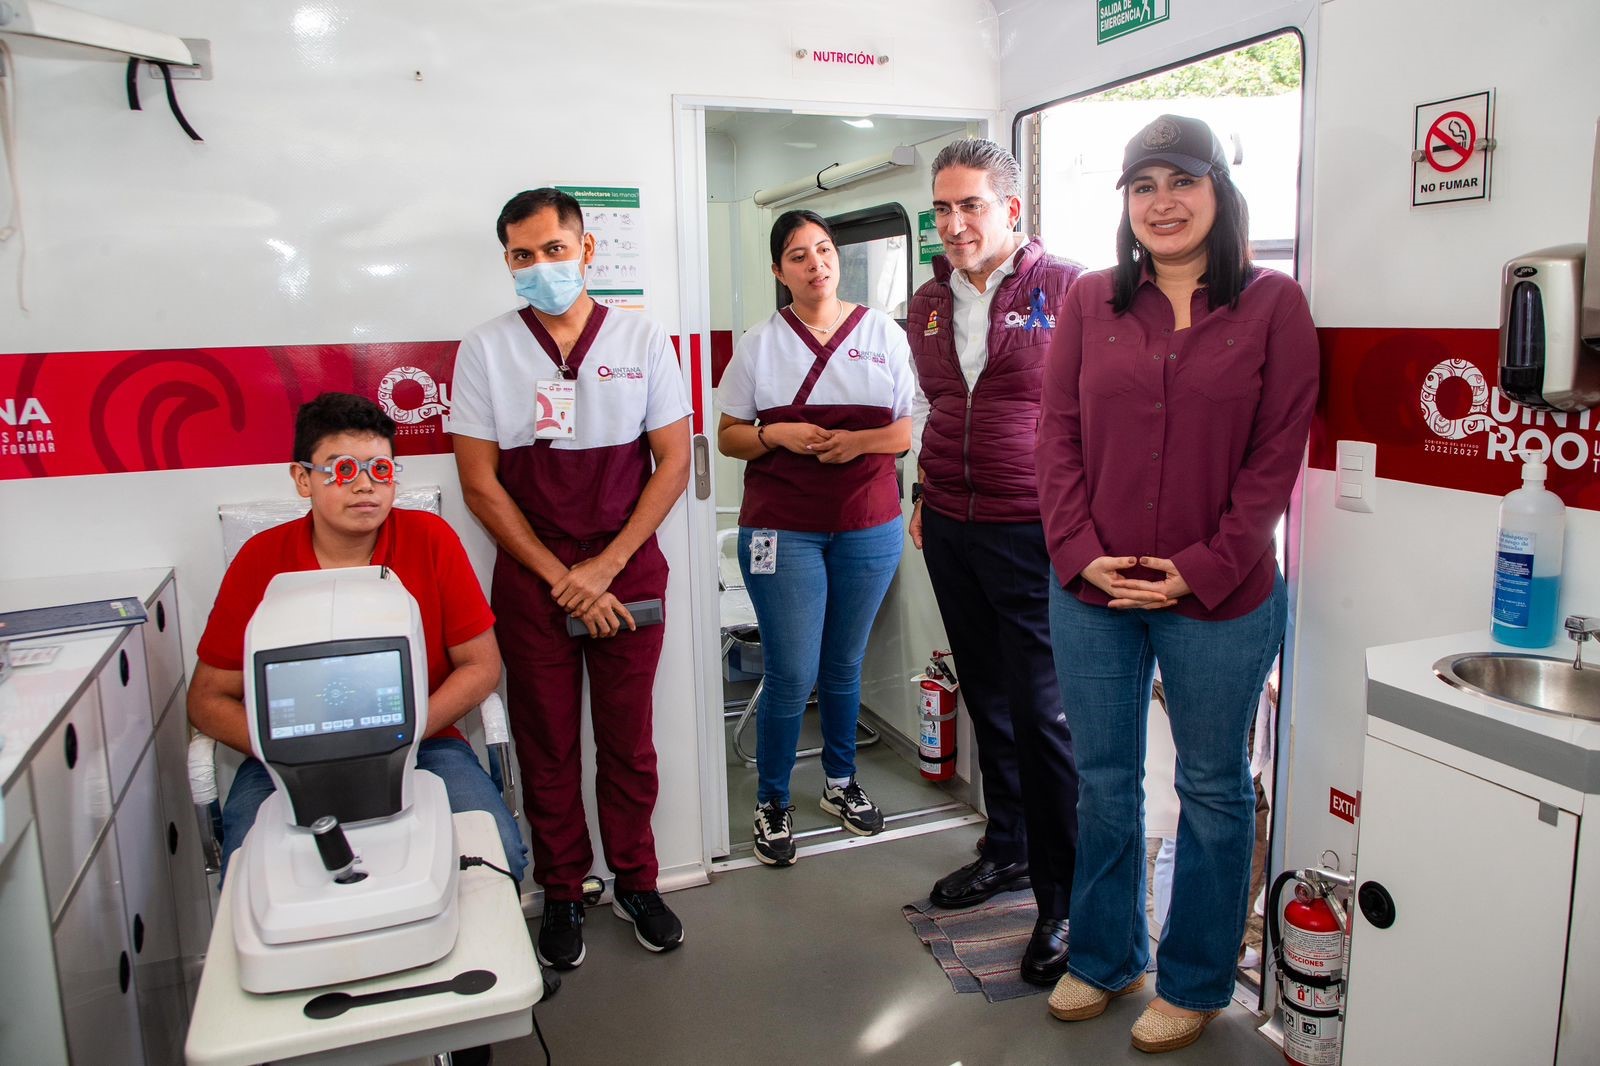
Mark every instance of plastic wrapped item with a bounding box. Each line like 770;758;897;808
217;486;442;565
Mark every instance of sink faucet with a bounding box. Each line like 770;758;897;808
1567;615;1599;669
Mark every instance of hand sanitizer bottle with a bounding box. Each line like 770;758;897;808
1491;461;1565;648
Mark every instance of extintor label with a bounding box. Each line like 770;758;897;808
1283;974;1343;1012
1281;1001;1341;1066
1283;924;1344;975
918;690;941;758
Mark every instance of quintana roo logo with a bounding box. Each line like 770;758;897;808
378;366;449;425
1419;358;1495;440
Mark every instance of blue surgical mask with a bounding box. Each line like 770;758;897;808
512;259;586;315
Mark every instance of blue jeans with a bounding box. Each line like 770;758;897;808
1048;572;1285;1011
739;519;902;806
220;737;529;885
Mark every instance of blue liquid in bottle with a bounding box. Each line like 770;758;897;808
1492;575;1561;648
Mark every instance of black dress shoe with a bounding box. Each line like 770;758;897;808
929;858;1031;908
1020;916;1071;986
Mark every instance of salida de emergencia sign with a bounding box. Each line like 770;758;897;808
1098;0;1169;45
1412;90;1494;207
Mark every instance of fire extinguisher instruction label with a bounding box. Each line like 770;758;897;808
1284;925;1343;973
1282;1001;1342;1066
1492;530;1534;627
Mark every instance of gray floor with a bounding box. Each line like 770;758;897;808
493;822;1283;1066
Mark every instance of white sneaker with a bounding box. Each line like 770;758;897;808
753;801;796;866
819;778;883;835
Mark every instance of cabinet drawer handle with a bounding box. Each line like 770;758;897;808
168;822;180;856
133;913;146;953
118;951;131;994
119;649;130;686
156;601;167;632
64;723;78;770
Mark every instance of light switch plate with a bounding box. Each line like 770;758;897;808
1335;440;1377;513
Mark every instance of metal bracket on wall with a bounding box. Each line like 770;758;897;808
146;37;210;79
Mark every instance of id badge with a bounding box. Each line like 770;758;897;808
749;529;778;575
535;379;577;439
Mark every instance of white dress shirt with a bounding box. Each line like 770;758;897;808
911;236;1026;463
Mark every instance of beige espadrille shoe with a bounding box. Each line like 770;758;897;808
1047;971;1146;1021
1129;1001;1219;1053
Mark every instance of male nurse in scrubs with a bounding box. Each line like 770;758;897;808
451;188;692;972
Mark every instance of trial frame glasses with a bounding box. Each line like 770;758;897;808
298;455;403;486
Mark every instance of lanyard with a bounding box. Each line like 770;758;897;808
517;303;607;380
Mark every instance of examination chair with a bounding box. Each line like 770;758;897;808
189;489;521;892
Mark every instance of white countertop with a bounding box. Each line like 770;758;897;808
0;628;123;792
0;569;174;793
1366;630;1600;754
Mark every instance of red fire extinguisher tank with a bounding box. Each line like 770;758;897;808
1269;871;1347;1066
915;651;958;782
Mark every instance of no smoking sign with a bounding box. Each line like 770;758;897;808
1412;90;1494;206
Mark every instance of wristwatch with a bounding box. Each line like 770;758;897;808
910;482;925;505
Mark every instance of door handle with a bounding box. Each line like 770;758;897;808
692;434;712;501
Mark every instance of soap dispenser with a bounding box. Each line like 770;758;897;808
1491;461;1565;648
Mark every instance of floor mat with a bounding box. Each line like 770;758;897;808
902;889;1045;1003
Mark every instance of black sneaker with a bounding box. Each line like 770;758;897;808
612;890;684;953
820;778;884;835
753;801;797;866
537;899;585;969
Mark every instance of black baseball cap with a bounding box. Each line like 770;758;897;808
1115;114;1229;188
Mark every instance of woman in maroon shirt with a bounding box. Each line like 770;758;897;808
1035;115;1318;1053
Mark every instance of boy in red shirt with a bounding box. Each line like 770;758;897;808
188;392;526;882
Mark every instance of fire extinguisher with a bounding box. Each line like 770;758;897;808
1267;866;1354;1066
914;651;958;782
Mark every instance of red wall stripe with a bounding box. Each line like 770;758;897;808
7;327;1595;512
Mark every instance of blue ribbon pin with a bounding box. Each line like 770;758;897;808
1024;287;1051;330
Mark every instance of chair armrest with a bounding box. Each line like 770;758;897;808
478;693;520;827
187;732;224;873
479;692;509;746
188;732;219;804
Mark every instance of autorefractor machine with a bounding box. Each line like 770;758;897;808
230;566;459;994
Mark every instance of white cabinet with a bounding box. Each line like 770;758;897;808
0;780;70;1065
53;827;144;1066
1342;735;1578;1065
154;682;215;1004
146;581;185;715
0;569;207;1065
33;684;112;918
117;738;190;1065
101;628;153;803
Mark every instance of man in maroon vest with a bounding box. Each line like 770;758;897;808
908;138;1084;985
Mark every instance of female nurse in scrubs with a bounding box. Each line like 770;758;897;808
716;210;915;868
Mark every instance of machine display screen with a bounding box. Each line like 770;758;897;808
262;650;408;740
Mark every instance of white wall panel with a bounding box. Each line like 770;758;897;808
0;0;1000;890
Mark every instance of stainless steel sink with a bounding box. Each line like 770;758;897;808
1433;653;1600;720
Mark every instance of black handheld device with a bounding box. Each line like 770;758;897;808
565;598;665;637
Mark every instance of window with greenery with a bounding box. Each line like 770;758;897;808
1018;32;1304;274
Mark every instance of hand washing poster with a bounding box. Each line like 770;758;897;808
557;185;648;313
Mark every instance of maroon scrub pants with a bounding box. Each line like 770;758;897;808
493;533;668;901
